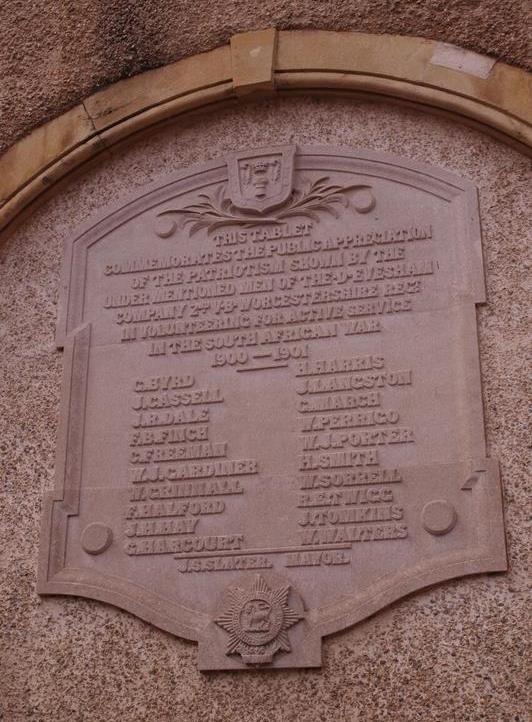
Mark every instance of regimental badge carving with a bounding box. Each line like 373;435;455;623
155;144;376;235
215;575;304;665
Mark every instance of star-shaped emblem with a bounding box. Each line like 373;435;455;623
214;575;303;665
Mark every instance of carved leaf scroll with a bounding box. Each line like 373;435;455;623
156;177;376;236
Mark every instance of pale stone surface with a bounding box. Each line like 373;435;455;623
430;42;497;79
0;96;529;719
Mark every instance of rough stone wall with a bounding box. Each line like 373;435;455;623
0;0;530;153
0;95;529;722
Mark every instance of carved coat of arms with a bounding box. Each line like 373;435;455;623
155;144;376;236
226;146;296;213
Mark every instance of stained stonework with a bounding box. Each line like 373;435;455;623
0;96;529;717
0;1;530;154
3;31;529;239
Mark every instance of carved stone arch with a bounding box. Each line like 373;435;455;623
0;29;530;242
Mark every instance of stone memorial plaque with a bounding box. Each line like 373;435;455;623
38;146;507;670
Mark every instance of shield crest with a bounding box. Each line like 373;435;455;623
227;145;295;213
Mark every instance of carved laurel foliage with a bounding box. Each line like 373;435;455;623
156;177;375;235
